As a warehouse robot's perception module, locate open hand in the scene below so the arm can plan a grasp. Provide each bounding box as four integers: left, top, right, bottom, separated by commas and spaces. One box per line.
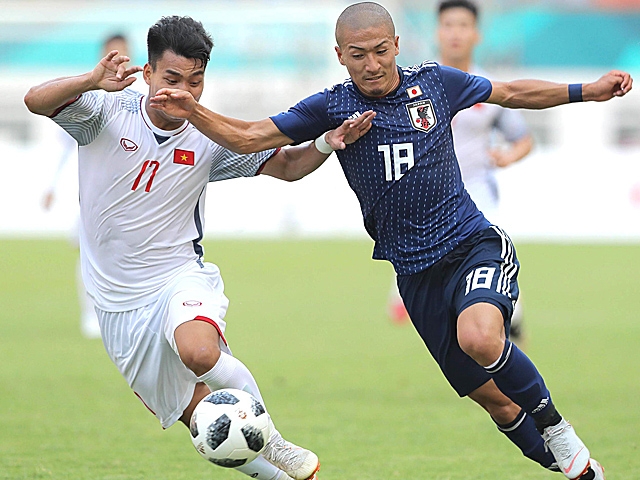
90, 50, 142, 92
148, 88, 197, 119
325, 110, 376, 150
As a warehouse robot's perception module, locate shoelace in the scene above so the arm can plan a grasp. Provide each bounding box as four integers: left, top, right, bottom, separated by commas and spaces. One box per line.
545, 424, 573, 461
265, 437, 304, 470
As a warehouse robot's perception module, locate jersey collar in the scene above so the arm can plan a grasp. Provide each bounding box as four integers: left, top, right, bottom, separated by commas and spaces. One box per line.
140, 96, 189, 138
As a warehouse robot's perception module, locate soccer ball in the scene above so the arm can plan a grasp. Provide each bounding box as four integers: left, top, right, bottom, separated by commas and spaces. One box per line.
190, 388, 273, 468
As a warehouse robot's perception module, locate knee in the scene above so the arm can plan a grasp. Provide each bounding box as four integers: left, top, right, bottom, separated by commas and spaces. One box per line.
174, 320, 223, 377
458, 324, 503, 366
180, 342, 221, 377
457, 305, 506, 366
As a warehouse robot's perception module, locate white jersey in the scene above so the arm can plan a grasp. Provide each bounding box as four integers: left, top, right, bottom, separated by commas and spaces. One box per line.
452, 67, 529, 215
52, 89, 274, 312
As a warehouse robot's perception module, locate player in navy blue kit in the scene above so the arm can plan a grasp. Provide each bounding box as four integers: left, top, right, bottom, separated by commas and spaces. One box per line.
149, 3, 633, 479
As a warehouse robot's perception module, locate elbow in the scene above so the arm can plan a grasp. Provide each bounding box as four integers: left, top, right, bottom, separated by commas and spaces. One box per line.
23, 88, 38, 114
499, 83, 539, 110
500, 85, 520, 109
242, 139, 274, 155
24, 87, 53, 116
229, 138, 265, 155
240, 126, 289, 154
235, 145, 257, 155
233, 135, 264, 154
281, 167, 305, 182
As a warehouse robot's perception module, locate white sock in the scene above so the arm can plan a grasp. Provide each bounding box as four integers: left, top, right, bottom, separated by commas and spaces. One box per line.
197, 353, 286, 479
197, 351, 265, 406
234, 455, 286, 480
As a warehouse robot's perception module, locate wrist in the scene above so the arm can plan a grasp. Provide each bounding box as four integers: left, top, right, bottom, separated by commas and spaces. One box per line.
83, 71, 102, 92
568, 83, 583, 103
188, 102, 205, 123
314, 132, 334, 155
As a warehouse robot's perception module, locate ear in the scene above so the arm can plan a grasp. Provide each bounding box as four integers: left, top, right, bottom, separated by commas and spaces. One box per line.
143, 63, 152, 85
335, 45, 346, 66
394, 35, 400, 56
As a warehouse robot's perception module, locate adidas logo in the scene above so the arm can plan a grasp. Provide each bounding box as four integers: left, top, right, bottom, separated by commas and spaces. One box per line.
532, 397, 549, 414
348, 111, 362, 120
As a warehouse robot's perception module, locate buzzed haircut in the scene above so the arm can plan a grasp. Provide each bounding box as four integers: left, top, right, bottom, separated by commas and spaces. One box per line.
335, 2, 395, 46
438, 0, 479, 20
147, 16, 213, 70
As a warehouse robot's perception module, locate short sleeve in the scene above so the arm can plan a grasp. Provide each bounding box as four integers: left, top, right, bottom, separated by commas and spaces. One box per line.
51, 90, 112, 146
440, 65, 492, 116
209, 147, 277, 182
494, 108, 529, 142
270, 91, 334, 143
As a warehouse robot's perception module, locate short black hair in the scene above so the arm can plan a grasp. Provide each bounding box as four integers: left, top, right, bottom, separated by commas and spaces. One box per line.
103, 33, 128, 46
438, 0, 479, 20
147, 16, 213, 70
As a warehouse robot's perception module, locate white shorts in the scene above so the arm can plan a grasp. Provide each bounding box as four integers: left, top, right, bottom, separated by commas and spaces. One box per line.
96, 262, 232, 429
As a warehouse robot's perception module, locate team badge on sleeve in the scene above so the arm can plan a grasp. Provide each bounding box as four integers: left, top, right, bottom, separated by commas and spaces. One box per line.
406, 99, 437, 133
174, 149, 195, 166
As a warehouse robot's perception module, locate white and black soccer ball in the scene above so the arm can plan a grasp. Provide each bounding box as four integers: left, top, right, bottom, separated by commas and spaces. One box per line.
190, 388, 273, 468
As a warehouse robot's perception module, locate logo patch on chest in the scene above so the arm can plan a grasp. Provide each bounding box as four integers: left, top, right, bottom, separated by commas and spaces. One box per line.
173, 149, 195, 166
406, 85, 423, 99
406, 99, 437, 133
120, 137, 138, 152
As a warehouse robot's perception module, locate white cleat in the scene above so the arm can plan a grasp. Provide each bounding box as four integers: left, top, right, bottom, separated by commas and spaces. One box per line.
583, 458, 605, 480
263, 432, 320, 480
542, 419, 590, 479
274, 472, 296, 480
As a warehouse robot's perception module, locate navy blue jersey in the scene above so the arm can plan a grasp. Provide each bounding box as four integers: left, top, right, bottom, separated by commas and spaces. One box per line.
271, 62, 492, 274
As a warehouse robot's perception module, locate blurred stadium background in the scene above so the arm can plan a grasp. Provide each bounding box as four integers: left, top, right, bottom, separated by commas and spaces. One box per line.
1, 2, 640, 478
1, 0, 639, 241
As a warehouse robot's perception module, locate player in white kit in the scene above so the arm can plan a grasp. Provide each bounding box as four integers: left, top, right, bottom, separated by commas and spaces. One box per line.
24, 16, 373, 480
387, 1, 533, 345
41, 33, 135, 339
437, 0, 534, 344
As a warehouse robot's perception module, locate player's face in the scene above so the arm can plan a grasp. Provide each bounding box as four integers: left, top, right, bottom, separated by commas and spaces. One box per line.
335, 24, 400, 98
437, 7, 479, 64
143, 50, 206, 126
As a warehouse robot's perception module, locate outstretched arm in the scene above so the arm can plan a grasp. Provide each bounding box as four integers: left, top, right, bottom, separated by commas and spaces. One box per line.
487, 70, 632, 110
150, 88, 375, 154
150, 88, 291, 153
24, 50, 142, 117
260, 111, 376, 181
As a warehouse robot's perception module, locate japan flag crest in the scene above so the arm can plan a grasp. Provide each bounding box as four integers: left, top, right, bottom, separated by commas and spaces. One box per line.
406, 99, 437, 133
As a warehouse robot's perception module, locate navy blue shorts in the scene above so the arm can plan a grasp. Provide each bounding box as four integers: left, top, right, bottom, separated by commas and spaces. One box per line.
397, 226, 520, 397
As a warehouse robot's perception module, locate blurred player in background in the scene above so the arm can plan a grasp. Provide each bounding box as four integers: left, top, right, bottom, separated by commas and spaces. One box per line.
387, 0, 533, 347
148, 3, 633, 479
25, 15, 372, 480
41, 33, 132, 339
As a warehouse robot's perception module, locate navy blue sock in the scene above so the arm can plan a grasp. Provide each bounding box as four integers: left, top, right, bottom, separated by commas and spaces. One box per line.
485, 340, 560, 430
496, 409, 556, 468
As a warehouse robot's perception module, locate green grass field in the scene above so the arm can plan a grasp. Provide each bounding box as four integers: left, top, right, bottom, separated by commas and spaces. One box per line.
1, 238, 638, 479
